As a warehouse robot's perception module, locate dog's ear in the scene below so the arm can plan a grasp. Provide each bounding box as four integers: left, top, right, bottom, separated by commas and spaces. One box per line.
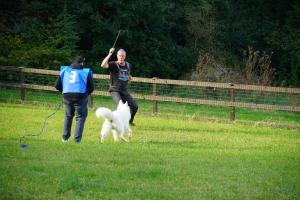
118, 100, 123, 107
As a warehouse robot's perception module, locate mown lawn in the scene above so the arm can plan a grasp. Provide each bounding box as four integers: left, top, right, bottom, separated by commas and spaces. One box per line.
0, 102, 299, 199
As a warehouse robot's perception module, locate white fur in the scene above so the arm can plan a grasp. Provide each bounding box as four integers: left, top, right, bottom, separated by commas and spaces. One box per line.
96, 100, 132, 143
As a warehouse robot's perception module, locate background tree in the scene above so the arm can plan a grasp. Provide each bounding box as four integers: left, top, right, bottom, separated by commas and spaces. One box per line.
0, 0, 79, 68
0, 0, 299, 86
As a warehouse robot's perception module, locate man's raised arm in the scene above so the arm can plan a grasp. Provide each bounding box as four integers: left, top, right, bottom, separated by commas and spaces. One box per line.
101, 48, 115, 69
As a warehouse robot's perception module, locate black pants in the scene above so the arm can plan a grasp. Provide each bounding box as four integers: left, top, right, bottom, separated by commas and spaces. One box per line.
62, 96, 88, 142
110, 91, 138, 123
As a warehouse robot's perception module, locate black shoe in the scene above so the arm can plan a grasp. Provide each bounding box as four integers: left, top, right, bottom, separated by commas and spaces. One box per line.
129, 122, 135, 126
74, 139, 81, 144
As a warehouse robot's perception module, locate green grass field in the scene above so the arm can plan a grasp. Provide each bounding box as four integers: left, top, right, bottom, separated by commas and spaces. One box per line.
0, 101, 299, 199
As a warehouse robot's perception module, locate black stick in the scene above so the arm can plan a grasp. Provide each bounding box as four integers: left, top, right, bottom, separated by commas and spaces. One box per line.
112, 30, 121, 48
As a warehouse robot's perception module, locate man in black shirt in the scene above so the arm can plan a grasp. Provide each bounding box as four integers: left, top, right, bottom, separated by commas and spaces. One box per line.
101, 48, 138, 126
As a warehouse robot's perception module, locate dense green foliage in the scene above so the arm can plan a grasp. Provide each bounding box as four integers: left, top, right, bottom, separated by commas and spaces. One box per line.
0, 0, 299, 86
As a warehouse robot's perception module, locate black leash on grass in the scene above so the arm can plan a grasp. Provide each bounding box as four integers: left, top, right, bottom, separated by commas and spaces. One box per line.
19, 102, 63, 149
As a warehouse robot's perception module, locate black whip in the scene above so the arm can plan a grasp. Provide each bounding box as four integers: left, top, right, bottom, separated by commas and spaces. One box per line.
112, 30, 121, 48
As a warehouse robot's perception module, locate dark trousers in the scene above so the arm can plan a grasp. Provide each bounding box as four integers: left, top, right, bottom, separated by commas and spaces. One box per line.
62, 96, 88, 142
110, 91, 138, 123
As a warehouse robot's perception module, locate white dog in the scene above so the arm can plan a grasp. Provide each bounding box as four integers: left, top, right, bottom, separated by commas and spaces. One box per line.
96, 100, 132, 143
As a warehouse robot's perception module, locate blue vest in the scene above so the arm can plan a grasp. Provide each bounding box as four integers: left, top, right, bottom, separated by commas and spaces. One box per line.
60, 66, 91, 94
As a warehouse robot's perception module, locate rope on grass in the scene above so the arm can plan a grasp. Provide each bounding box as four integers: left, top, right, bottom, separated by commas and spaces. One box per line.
19, 102, 63, 149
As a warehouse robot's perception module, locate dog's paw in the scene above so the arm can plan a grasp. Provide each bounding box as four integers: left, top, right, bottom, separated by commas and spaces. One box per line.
113, 138, 119, 142
120, 136, 129, 143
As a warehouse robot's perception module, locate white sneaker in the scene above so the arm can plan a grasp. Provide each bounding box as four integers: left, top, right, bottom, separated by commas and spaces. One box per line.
62, 138, 68, 143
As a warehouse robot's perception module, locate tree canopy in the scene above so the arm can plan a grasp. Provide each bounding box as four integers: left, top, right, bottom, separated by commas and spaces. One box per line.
1, 0, 299, 86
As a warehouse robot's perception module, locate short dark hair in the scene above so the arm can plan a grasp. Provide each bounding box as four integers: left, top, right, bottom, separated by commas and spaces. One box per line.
73, 56, 85, 64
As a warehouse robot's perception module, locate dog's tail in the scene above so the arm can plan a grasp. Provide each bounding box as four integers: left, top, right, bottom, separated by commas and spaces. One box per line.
96, 107, 115, 121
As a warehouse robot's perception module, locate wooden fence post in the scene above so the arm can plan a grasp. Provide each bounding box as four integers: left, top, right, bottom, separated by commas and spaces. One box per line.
152, 77, 158, 115
88, 95, 93, 108
229, 83, 235, 121
19, 67, 25, 101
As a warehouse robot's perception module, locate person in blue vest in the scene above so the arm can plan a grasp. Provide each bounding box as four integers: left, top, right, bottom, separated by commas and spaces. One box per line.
55, 56, 94, 143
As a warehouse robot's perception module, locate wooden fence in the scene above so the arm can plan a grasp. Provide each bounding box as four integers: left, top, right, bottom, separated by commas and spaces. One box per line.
0, 66, 299, 121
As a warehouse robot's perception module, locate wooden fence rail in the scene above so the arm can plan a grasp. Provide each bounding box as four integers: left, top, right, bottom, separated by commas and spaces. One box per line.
0, 66, 299, 120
